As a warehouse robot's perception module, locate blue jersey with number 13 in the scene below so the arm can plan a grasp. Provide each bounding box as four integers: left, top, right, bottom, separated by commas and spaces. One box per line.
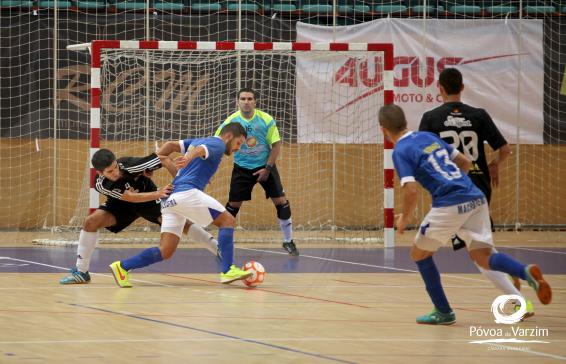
393, 131, 484, 208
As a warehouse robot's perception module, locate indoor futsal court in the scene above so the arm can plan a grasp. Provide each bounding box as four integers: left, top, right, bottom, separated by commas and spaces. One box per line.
2, 2, 566, 363
0, 231, 565, 363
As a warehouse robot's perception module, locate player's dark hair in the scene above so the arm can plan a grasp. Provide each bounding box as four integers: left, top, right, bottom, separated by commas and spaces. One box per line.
237, 88, 258, 100
439, 68, 463, 95
92, 148, 116, 171
378, 104, 407, 134
220, 122, 247, 138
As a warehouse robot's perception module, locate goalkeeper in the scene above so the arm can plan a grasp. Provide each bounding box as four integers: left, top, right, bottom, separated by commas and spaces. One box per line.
215, 88, 298, 256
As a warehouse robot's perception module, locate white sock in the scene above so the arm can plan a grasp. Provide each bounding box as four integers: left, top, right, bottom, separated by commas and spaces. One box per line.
187, 224, 218, 255
76, 230, 98, 273
278, 217, 293, 242
476, 263, 522, 296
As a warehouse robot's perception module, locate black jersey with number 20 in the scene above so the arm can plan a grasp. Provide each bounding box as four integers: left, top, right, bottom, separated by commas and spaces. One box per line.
418, 102, 507, 202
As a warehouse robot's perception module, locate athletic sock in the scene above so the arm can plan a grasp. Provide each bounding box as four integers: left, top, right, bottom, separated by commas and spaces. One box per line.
416, 256, 452, 314
218, 227, 234, 273
121, 247, 163, 271
278, 218, 293, 243
188, 224, 219, 255
476, 263, 522, 296
76, 230, 98, 273
488, 253, 527, 280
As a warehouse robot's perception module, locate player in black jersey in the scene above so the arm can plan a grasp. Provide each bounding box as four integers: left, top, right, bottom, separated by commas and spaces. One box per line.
419, 68, 533, 318
60, 148, 219, 284
419, 68, 511, 206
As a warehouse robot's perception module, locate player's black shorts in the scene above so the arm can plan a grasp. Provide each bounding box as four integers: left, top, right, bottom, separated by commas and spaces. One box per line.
229, 163, 285, 202
98, 199, 162, 233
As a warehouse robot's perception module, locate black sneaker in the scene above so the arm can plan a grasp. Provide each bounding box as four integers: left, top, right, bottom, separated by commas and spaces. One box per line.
282, 240, 299, 256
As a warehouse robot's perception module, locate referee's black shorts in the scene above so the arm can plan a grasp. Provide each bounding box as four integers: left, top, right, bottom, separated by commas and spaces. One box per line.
98, 199, 162, 233
228, 163, 286, 202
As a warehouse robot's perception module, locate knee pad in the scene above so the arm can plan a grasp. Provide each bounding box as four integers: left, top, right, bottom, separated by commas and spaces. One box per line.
225, 203, 240, 217
276, 201, 291, 220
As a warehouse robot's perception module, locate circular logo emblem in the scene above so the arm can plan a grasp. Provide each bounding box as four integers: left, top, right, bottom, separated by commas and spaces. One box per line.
491, 294, 526, 324
246, 136, 257, 148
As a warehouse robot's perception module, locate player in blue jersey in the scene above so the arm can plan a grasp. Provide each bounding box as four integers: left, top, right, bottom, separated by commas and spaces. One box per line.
109, 123, 253, 287
378, 104, 551, 325
419, 67, 533, 318
215, 88, 298, 256
59, 148, 220, 284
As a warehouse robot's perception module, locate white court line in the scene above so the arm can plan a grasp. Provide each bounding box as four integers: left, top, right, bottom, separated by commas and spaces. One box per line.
500, 246, 566, 255
3, 257, 176, 287
238, 247, 489, 283
3, 337, 564, 345
0, 284, 508, 290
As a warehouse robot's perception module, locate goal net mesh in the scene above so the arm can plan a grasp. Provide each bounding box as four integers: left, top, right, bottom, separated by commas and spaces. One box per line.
40, 47, 387, 245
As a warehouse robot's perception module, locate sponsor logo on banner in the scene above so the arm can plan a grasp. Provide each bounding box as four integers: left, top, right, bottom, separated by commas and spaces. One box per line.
297, 19, 544, 144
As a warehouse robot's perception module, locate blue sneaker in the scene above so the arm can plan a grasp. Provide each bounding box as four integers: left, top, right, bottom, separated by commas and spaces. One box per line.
524, 264, 552, 305
60, 267, 91, 284
416, 308, 456, 325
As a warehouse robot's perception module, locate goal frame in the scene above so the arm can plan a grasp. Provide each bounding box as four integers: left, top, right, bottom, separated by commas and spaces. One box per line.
87, 40, 395, 247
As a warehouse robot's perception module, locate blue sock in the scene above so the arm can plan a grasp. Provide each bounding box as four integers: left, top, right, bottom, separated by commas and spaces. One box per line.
121, 247, 163, 271
488, 253, 527, 280
416, 256, 451, 314
218, 227, 234, 273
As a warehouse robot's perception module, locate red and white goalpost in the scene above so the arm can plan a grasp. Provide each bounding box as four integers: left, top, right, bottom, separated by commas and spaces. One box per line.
62, 40, 395, 247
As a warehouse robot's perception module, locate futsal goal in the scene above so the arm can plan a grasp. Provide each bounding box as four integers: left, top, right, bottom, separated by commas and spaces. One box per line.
35, 41, 395, 247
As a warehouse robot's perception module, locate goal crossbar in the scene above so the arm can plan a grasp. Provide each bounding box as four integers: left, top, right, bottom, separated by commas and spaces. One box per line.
72, 40, 396, 248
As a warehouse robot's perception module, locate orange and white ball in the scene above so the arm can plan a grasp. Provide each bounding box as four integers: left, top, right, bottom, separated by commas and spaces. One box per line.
242, 261, 265, 287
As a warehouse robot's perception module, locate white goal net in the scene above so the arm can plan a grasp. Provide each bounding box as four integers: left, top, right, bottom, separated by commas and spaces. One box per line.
35, 42, 393, 246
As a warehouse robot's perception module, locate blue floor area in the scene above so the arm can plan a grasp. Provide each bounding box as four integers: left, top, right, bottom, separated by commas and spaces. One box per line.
0, 246, 565, 274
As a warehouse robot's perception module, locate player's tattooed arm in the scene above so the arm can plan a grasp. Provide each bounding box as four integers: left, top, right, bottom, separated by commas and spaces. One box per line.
175, 145, 207, 169
157, 141, 183, 177
121, 184, 173, 203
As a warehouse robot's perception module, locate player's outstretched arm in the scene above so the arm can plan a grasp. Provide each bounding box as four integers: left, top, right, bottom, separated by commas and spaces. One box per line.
452, 152, 472, 174
121, 184, 173, 203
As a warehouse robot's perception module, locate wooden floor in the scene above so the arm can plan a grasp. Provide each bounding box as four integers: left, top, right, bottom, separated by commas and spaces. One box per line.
1, 273, 565, 363
0, 232, 565, 363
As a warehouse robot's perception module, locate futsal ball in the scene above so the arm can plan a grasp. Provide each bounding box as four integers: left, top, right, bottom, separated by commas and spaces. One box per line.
242, 261, 265, 287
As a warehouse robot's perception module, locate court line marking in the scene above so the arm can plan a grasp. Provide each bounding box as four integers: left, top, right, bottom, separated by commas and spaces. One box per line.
164, 274, 372, 308
3, 257, 175, 287
67, 303, 357, 364
3, 337, 564, 345
237, 247, 489, 283
500, 246, 566, 255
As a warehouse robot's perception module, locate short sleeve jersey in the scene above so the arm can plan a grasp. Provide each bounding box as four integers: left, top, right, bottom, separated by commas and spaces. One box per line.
94, 153, 162, 201
393, 131, 485, 208
172, 136, 226, 193
419, 102, 507, 187
215, 109, 281, 169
